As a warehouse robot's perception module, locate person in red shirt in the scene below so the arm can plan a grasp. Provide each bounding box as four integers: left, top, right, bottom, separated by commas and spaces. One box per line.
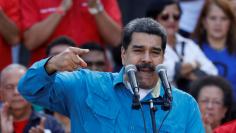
0, 0, 21, 71
214, 119, 236, 133
22, 0, 122, 65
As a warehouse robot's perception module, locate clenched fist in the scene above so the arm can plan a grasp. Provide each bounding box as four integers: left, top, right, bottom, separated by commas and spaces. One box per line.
45, 47, 89, 74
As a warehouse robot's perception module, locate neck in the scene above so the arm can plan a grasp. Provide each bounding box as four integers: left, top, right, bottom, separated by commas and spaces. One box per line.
13, 106, 32, 122
167, 34, 176, 48
212, 121, 221, 130
207, 36, 226, 50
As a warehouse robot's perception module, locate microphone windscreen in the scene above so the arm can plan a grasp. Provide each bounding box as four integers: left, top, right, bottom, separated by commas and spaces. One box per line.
155, 64, 167, 73
125, 64, 137, 73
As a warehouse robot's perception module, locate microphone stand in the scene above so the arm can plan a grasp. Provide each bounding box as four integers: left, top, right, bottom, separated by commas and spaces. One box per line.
150, 99, 157, 133
141, 96, 171, 133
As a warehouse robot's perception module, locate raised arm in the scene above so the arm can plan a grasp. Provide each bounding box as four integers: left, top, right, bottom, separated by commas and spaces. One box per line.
88, 0, 122, 47
18, 47, 89, 115
23, 0, 72, 50
0, 6, 20, 45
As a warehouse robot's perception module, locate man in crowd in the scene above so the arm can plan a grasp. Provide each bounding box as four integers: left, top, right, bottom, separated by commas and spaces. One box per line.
46, 36, 77, 57
80, 42, 107, 71
0, 64, 65, 133
18, 18, 204, 132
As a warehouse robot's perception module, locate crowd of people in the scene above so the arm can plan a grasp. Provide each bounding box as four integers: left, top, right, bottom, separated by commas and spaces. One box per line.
1, 0, 236, 132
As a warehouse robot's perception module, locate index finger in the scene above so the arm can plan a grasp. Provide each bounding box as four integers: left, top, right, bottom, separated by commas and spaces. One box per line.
68, 47, 89, 55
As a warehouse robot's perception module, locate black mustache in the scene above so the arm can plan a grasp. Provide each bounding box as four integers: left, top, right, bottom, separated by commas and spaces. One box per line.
136, 63, 155, 71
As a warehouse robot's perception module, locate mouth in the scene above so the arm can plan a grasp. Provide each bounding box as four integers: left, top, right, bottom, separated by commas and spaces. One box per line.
136, 63, 155, 72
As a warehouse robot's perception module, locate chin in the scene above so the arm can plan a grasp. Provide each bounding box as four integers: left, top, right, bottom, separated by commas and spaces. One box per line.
139, 81, 156, 89
10, 102, 29, 111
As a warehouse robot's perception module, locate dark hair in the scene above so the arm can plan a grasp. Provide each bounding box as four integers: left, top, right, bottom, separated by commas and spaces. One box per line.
193, 0, 236, 54
122, 18, 167, 51
146, 0, 182, 19
80, 42, 105, 53
46, 36, 77, 56
189, 75, 234, 123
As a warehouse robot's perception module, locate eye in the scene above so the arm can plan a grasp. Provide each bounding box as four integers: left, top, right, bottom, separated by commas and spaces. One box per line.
221, 16, 229, 21
133, 48, 143, 53
208, 16, 217, 21
151, 49, 162, 56
5, 84, 15, 90
153, 51, 161, 55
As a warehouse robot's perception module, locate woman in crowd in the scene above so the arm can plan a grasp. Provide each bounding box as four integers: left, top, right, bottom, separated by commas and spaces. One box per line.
146, 0, 217, 92
193, 0, 236, 101
190, 76, 234, 133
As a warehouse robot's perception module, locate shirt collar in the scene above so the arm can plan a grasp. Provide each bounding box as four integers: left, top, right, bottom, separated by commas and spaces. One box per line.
113, 67, 162, 99
113, 67, 125, 87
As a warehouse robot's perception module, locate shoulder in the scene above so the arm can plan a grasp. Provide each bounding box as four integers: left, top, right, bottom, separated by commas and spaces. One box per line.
172, 87, 198, 107
56, 69, 114, 81
176, 34, 200, 48
214, 119, 236, 133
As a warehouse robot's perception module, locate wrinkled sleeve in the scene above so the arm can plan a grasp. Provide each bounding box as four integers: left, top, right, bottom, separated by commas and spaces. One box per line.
18, 58, 82, 117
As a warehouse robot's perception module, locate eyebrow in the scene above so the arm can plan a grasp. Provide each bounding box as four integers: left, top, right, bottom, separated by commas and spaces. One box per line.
132, 45, 144, 49
153, 47, 162, 52
132, 44, 162, 50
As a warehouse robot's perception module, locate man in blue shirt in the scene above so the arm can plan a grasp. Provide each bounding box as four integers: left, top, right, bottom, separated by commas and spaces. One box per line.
18, 18, 204, 133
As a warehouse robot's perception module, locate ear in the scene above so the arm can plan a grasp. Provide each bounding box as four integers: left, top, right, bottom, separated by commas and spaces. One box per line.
121, 46, 126, 65
160, 50, 164, 64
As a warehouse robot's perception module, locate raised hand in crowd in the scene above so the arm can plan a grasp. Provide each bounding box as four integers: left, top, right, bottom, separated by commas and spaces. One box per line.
0, 103, 13, 133
59, 0, 73, 12
202, 112, 213, 133
29, 117, 46, 133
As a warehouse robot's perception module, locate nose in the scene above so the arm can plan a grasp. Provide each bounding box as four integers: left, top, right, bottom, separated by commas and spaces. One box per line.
206, 101, 214, 109
142, 52, 152, 63
14, 86, 19, 94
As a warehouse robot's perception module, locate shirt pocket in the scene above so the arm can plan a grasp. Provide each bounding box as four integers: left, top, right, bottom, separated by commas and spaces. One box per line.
84, 91, 120, 133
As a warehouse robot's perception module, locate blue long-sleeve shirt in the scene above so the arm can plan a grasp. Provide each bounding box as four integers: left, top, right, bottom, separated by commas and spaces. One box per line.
18, 59, 205, 133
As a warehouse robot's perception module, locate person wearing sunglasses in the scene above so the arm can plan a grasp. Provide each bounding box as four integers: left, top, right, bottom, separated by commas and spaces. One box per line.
146, 0, 218, 92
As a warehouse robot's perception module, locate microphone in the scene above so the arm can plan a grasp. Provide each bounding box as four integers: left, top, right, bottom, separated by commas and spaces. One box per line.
125, 64, 140, 109
156, 64, 172, 110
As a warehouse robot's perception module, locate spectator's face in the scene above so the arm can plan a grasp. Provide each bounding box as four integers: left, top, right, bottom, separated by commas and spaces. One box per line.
81, 50, 106, 71
121, 32, 164, 89
156, 4, 180, 37
1, 69, 30, 116
49, 44, 71, 56
203, 4, 230, 41
198, 85, 227, 128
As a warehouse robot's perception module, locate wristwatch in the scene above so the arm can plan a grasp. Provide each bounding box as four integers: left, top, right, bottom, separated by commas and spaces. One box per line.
88, 2, 104, 15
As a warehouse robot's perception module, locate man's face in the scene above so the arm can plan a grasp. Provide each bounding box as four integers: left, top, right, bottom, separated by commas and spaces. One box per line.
121, 32, 164, 89
1, 69, 29, 112
81, 50, 107, 71
49, 44, 71, 56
